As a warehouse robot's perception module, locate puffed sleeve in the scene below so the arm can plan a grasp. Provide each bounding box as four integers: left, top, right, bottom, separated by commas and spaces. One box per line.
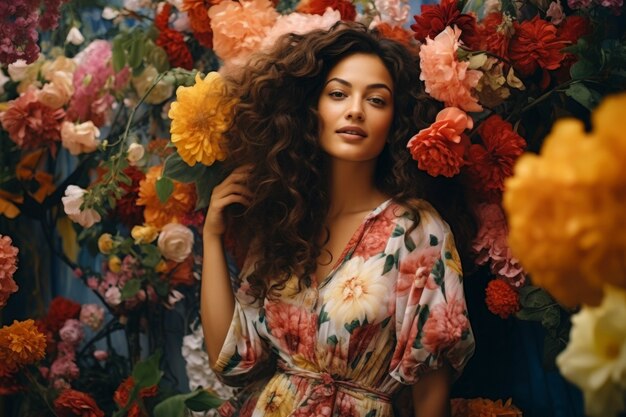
388, 204, 475, 385
211, 253, 275, 387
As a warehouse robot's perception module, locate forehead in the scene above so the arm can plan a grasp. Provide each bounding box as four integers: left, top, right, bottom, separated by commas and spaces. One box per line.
325, 53, 394, 90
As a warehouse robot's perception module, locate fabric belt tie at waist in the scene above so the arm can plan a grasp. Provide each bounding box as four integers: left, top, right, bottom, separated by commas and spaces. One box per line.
278, 362, 392, 404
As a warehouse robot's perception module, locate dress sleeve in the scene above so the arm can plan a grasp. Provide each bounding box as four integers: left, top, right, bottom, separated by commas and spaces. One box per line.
388, 206, 475, 385
211, 253, 275, 387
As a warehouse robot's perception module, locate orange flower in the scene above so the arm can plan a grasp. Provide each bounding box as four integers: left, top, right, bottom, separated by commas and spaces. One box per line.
114, 376, 158, 417
54, 389, 104, 417
375, 23, 418, 52
485, 279, 520, 319
181, 0, 218, 48
452, 397, 522, 417
164, 257, 196, 286
136, 166, 197, 229
0, 319, 47, 374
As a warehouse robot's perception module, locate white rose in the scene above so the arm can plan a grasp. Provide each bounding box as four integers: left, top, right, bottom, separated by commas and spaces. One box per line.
127, 143, 145, 166
39, 71, 74, 109
8, 59, 31, 81
61, 121, 101, 155
102, 7, 120, 20
62, 185, 101, 227
157, 223, 194, 263
66, 27, 85, 45
105, 286, 122, 306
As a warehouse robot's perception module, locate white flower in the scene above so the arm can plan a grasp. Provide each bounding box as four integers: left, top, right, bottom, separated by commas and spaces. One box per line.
127, 143, 145, 166
102, 7, 120, 19
556, 286, 626, 417
105, 287, 122, 306
61, 121, 101, 155
8, 59, 31, 81
323, 256, 392, 326
62, 185, 102, 228
0, 70, 9, 95
157, 223, 194, 263
66, 27, 85, 45
166, 289, 184, 309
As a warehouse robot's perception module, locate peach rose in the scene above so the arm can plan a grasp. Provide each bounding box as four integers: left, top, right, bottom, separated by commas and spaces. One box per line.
39, 71, 74, 109
157, 223, 194, 262
41, 56, 77, 81
61, 121, 100, 155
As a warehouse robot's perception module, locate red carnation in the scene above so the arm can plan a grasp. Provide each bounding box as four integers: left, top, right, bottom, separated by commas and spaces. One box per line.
411, 0, 479, 48
553, 15, 591, 82
509, 15, 566, 77
156, 29, 194, 70
54, 389, 104, 417
466, 115, 526, 200
114, 377, 158, 417
297, 0, 357, 21
180, 0, 215, 48
155, 3, 171, 31
485, 279, 520, 319
375, 23, 417, 52
45, 297, 81, 333
477, 12, 513, 59
114, 166, 146, 229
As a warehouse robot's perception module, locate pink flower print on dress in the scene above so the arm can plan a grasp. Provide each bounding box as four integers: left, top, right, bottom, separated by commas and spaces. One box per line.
397, 246, 441, 303
264, 301, 317, 361
421, 297, 469, 354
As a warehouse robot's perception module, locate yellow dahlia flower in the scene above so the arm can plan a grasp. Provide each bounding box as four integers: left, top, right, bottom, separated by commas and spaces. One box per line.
503, 93, 626, 307
168, 72, 237, 166
0, 319, 47, 373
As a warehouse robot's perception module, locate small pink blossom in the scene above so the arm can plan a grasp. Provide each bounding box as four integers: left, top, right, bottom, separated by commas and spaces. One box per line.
261, 8, 341, 51
104, 286, 122, 306
0, 234, 19, 308
421, 297, 469, 354
59, 319, 84, 346
86, 276, 99, 289
546, 1, 565, 25
419, 26, 483, 112
93, 350, 108, 361
50, 356, 80, 380
79, 304, 105, 331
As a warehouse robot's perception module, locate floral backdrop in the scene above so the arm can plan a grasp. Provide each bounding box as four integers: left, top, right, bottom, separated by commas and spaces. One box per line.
0, 0, 625, 416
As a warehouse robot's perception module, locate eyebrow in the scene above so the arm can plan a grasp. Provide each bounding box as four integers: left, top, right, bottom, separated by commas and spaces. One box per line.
324, 77, 393, 95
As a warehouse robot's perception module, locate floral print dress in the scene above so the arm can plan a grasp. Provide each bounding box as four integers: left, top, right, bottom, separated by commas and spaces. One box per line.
214, 199, 475, 417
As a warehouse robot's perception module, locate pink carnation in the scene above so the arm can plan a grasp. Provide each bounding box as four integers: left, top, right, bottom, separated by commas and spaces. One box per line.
0, 235, 19, 308
472, 203, 525, 287
0, 87, 65, 151
419, 26, 483, 112
66, 40, 130, 127
261, 8, 341, 51
59, 319, 84, 346
421, 297, 469, 354
79, 304, 105, 331
209, 0, 279, 69
407, 107, 472, 177
50, 356, 80, 381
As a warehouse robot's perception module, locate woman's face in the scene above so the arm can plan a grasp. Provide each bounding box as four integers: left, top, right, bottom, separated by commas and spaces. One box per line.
317, 53, 394, 164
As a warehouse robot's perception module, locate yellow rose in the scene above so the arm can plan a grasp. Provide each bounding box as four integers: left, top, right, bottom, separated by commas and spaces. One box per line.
97, 233, 114, 254
155, 259, 167, 273
108, 256, 122, 273
41, 56, 77, 81
131, 225, 159, 244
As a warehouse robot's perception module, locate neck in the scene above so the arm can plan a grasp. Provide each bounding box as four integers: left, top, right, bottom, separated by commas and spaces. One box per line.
326, 158, 386, 218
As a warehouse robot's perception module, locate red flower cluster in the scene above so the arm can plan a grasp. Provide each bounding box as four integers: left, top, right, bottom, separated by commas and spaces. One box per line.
180, 0, 216, 48
155, 4, 194, 70
375, 23, 417, 52
114, 166, 146, 229
54, 389, 104, 417
44, 297, 81, 333
476, 12, 512, 58
485, 279, 520, 319
411, 0, 478, 47
114, 377, 159, 417
509, 16, 566, 77
467, 115, 526, 200
298, 0, 356, 21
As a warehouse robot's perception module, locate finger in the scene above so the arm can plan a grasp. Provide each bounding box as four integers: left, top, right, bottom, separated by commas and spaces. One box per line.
212, 184, 252, 200
215, 194, 251, 209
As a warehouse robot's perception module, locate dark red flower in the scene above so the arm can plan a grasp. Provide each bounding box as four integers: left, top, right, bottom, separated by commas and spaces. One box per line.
114, 377, 158, 417
485, 279, 520, 319
553, 15, 592, 83
509, 15, 566, 76
477, 12, 513, 59
45, 297, 81, 333
297, 0, 357, 21
114, 166, 146, 229
155, 3, 171, 31
466, 115, 526, 199
156, 29, 194, 70
411, 0, 479, 48
54, 389, 104, 417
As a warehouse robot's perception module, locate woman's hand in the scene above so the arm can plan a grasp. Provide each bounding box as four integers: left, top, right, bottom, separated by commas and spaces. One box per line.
203, 165, 252, 237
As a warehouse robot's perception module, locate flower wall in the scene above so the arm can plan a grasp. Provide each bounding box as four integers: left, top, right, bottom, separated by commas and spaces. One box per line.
1, 0, 625, 416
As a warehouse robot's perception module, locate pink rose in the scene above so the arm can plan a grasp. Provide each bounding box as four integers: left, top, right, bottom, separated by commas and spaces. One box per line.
59, 319, 85, 346
79, 304, 105, 331
93, 350, 109, 361
50, 356, 80, 380
62, 185, 101, 227
157, 223, 194, 263
419, 26, 483, 112
104, 286, 122, 306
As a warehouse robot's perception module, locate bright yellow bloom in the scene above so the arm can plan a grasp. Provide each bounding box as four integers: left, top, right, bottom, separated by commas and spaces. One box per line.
108, 255, 122, 273
168, 72, 237, 166
131, 225, 159, 244
97, 233, 114, 254
0, 319, 47, 373
503, 93, 626, 307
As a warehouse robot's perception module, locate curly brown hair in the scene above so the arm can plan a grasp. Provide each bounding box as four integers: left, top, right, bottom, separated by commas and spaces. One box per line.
223, 22, 475, 300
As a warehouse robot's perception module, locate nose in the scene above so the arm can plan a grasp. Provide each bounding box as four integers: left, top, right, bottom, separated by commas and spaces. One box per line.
345, 99, 364, 121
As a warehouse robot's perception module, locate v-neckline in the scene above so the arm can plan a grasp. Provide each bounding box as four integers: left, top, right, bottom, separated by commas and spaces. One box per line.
316, 198, 393, 289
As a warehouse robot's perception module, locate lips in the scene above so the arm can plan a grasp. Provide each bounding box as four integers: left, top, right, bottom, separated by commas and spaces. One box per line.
336, 126, 367, 137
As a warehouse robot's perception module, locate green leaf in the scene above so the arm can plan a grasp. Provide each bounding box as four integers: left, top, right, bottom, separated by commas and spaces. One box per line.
194, 166, 227, 209
155, 176, 174, 203
392, 225, 405, 237
185, 390, 224, 411
132, 351, 163, 389
569, 59, 597, 79
515, 307, 545, 322
541, 306, 561, 330
121, 278, 142, 300
163, 152, 207, 182
112, 37, 127, 72
344, 319, 361, 334
128, 34, 146, 69
404, 234, 416, 252
429, 234, 438, 246
565, 83, 601, 110
327, 335, 338, 346
519, 286, 555, 309
141, 244, 162, 268
382, 254, 395, 275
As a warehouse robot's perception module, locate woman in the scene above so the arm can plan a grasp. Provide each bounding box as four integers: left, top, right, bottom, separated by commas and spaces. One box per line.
201, 23, 475, 417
